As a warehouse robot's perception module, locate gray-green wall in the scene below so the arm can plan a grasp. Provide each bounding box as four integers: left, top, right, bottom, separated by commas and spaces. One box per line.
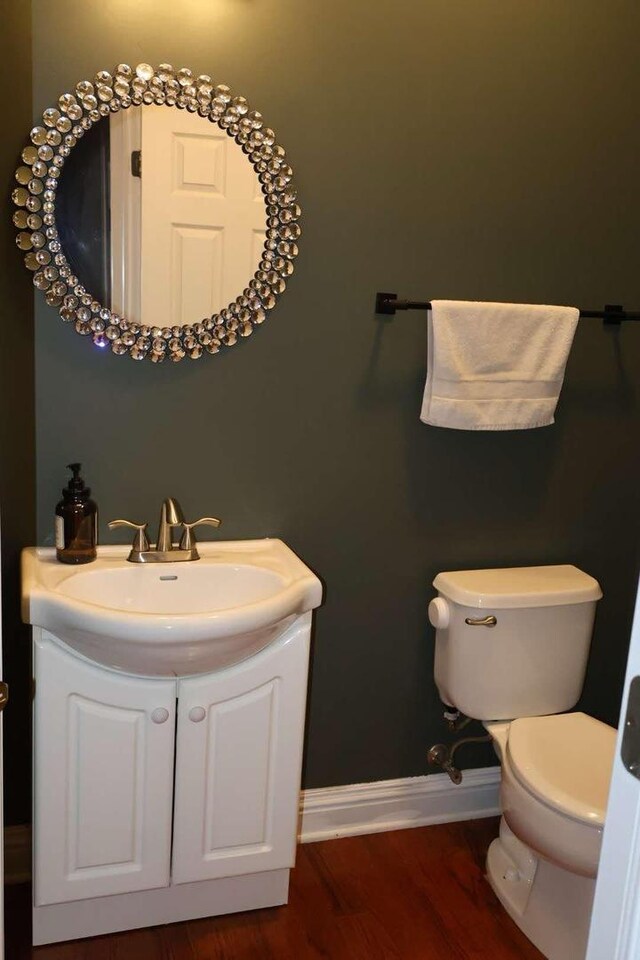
17, 0, 640, 820
1, 4, 34, 827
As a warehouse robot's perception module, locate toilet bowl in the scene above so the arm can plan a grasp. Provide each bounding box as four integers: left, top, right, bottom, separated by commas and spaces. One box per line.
485, 712, 615, 960
429, 564, 611, 960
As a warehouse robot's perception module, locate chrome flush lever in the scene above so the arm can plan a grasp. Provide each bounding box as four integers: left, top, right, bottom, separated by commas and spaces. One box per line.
464, 615, 498, 627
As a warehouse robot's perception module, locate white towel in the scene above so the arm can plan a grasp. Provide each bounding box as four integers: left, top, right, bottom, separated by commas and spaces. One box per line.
420, 300, 579, 430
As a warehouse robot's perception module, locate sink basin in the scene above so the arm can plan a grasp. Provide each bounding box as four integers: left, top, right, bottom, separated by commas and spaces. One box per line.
22, 540, 323, 676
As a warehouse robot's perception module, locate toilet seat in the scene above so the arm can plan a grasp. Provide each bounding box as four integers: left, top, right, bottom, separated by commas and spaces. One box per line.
487, 712, 616, 877
506, 712, 615, 825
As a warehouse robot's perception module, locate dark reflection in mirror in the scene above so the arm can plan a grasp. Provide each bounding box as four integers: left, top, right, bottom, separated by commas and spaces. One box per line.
56, 120, 110, 305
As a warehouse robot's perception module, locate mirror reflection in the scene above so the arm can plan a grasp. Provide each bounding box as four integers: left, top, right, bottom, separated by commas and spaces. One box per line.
56, 106, 266, 327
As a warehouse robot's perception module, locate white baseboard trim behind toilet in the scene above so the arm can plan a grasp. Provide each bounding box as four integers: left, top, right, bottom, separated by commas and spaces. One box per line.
4, 767, 501, 883
299, 766, 501, 843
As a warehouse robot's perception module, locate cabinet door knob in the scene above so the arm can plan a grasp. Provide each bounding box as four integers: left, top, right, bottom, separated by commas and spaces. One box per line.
151, 707, 170, 724
189, 706, 206, 723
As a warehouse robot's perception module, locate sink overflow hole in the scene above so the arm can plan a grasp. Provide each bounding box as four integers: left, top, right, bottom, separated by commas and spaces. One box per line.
159, 575, 178, 581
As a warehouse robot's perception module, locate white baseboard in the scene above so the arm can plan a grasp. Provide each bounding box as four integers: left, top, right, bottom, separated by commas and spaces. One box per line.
299, 766, 501, 843
4, 767, 501, 882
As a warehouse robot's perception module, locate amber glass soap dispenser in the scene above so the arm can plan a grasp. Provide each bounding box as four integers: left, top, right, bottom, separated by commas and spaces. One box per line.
55, 463, 97, 564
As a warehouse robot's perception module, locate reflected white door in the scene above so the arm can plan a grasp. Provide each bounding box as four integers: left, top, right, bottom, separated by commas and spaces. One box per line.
110, 105, 265, 328
587, 576, 640, 959
140, 106, 265, 326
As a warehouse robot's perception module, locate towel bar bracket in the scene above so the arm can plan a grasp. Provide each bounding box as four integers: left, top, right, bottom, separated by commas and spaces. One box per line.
602, 304, 623, 326
375, 291, 432, 314
375, 291, 400, 315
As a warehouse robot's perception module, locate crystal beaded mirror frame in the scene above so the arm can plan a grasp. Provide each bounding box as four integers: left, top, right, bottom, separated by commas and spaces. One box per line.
12, 62, 300, 362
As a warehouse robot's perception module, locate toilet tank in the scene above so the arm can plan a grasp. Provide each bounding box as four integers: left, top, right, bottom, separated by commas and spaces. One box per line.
429, 565, 602, 721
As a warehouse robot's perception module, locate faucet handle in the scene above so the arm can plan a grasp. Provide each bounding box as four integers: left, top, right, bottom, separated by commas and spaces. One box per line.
179, 517, 221, 552
108, 519, 150, 553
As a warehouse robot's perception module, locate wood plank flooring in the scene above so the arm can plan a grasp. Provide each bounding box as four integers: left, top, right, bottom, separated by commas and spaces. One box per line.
5, 818, 544, 959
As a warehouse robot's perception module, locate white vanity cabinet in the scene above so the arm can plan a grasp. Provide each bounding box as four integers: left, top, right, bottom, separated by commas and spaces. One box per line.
34, 631, 176, 906
171, 626, 309, 884
32, 613, 313, 944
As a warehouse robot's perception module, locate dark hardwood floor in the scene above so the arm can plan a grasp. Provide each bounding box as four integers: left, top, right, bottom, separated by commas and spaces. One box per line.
5, 818, 544, 959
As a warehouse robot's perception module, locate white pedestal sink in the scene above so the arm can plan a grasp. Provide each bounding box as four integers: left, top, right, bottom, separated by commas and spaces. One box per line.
22, 538, 322, 676
22, 538, 323, 944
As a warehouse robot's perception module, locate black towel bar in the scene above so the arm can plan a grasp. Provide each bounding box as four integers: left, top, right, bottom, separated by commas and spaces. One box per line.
374, 292, 640, 326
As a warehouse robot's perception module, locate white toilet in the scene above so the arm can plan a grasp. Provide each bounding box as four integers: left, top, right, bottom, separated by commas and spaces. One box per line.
428, 564, 616, 960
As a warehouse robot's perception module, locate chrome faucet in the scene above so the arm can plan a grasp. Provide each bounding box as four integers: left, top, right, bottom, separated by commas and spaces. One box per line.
156, 497, 184, 553
108, 497, 221, 563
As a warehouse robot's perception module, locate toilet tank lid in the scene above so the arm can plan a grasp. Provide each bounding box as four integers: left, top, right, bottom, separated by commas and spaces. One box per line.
433, 565, 602, 609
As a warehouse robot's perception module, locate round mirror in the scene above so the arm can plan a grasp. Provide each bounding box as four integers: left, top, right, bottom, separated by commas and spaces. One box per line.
12, 63, 301, 362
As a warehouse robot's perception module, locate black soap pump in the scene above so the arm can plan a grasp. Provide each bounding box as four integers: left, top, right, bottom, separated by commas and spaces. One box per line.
55, 463, 98, 564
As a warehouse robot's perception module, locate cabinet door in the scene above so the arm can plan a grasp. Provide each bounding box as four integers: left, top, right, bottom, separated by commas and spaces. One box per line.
171, 617, 311, 884
34, 632, 176, 906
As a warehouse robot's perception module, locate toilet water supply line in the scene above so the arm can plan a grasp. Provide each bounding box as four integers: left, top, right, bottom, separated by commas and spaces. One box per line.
428, 709, 492, 784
